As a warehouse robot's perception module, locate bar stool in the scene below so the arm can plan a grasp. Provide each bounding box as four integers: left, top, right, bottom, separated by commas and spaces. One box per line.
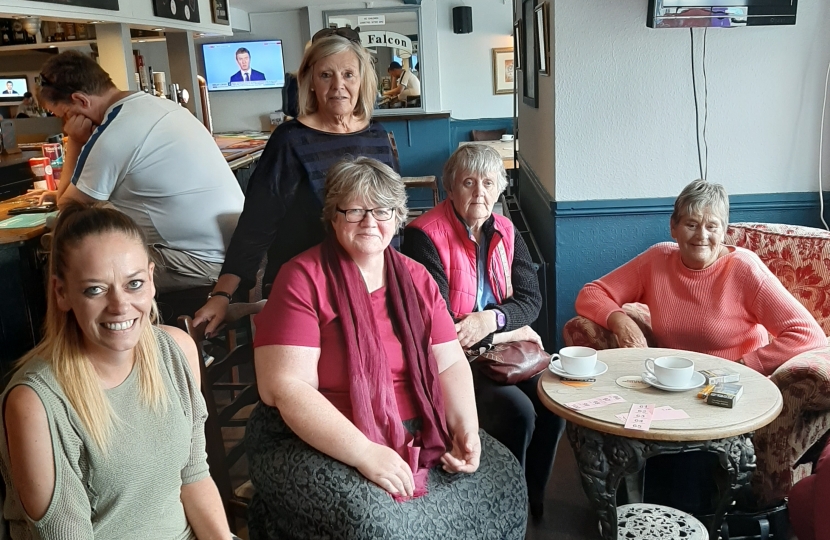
402, 175, 440, 207
617, 503, 708, 540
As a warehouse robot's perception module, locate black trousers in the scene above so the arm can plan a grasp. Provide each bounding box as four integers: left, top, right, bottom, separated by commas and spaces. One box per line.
472, 366, 566, 503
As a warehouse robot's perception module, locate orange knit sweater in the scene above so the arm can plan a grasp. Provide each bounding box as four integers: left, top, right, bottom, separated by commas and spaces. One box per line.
575, 243, 826, 376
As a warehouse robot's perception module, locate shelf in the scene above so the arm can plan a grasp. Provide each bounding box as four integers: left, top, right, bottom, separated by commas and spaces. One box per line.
0, 36, 165, 53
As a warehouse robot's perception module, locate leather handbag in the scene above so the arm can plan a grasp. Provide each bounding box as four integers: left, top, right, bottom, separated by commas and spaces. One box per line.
467, 341, 550, 385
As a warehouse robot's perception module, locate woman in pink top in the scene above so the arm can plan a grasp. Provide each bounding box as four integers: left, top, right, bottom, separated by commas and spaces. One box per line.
575, 179, 825, 515
245, 157, 527, 540
576, 179, 824, 375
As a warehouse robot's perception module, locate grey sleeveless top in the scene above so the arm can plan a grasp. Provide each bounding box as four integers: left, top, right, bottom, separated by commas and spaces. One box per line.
0, 327, 209, 539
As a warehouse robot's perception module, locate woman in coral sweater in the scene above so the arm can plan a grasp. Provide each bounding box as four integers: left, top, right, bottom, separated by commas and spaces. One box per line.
575, 179, 824, 376
575, 179, 826, 514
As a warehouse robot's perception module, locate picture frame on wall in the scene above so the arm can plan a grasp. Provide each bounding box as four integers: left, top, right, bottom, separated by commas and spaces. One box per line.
152, 0, 201, 23
211, 0, 230, 25
534, 2, 550, 76
513, 19, 522, 72
521, 0, 538, 108
492, 47, 515, 95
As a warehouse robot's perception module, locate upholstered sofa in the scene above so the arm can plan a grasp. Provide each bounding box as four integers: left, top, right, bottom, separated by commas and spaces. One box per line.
562, 222, 830, 507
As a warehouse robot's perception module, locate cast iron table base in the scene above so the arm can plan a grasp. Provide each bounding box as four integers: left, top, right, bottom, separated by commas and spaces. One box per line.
567, 423, 755, 540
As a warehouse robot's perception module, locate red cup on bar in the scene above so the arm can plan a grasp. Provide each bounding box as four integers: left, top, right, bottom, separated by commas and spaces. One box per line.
29, 157, 57, 191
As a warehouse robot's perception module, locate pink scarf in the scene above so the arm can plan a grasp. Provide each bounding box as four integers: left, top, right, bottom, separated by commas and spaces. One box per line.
321, 236, 451, 499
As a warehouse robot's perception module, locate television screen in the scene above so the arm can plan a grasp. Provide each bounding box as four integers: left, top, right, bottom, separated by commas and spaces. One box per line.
203, 40, 286, 92
648, 0, 797, 27
0, 76, 29, 104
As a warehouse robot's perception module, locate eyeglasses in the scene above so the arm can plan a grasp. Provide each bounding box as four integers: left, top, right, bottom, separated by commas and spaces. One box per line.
312, 27, 362, 45
336, 207, 395, 223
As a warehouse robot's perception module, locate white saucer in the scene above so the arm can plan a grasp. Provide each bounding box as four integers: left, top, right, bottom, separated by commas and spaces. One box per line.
641, 371, 706, 392
549, 360, 608, 380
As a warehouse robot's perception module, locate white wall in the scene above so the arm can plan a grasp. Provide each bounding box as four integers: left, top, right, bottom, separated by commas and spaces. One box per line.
552, 0, 830, 201
436, 0, 513, 119
197, 9, 306, 132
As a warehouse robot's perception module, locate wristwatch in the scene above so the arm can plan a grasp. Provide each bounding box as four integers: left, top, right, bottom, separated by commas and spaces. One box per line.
492, 309, 506, 331
207, 290, 233, 302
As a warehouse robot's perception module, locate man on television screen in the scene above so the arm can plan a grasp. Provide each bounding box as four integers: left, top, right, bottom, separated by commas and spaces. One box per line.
2, 81, 19, 95
229, 48, 266, 83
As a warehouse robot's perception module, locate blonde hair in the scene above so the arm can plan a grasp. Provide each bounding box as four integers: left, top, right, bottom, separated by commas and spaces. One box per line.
297, 36, 377, 120
322, 156, 408, 230
18, 202, 167, 452
443, 144, 508, 194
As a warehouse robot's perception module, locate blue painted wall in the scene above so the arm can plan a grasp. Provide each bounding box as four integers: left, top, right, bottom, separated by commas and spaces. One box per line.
380, 117, 513, 207
517, 163, 830, 350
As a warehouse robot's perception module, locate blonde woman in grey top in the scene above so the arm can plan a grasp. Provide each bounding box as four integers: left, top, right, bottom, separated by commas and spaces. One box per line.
0, 203, 231, 539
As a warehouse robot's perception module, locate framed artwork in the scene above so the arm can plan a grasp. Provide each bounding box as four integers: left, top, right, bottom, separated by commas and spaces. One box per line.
521, 0, 538, 108
152, 0, 200, 23
492, 47, 515, 95
29, 0, 118, 9
534, 2, 550, 76
513, 19, 522, 72
211, 0, 230, 25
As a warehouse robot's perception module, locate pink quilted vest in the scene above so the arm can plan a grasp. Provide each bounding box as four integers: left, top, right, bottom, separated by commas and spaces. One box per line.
408, 199, 515, 317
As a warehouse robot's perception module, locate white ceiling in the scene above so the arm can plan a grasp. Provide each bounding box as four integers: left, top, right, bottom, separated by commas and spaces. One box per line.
232, 0, 384, 14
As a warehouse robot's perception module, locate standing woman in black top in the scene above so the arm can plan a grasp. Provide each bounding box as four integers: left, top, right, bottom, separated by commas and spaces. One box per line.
195, 29, 397, 335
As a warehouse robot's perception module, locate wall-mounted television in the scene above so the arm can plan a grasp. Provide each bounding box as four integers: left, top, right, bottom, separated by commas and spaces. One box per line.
0, 76, 29, 104
647, 0, 798, 28
202, 40, 286, 92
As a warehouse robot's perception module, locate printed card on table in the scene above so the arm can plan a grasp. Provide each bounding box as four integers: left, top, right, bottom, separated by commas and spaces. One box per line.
624, 404, 655, 431
564, 394, 626, 411
616, 405, 690, 422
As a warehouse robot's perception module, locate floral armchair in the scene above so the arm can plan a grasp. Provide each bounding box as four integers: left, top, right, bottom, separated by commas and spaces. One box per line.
562, 222, 830, 507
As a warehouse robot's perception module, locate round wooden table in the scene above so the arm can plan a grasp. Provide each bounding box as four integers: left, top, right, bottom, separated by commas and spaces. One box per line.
537, 348, 782, 540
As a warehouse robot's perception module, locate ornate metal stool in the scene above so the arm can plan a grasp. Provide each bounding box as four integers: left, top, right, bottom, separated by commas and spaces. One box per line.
617, 503, 708, 540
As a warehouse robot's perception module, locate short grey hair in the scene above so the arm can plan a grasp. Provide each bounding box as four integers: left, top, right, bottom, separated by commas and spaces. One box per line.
297, 36, 377, 121
322, 156, 408, 230
442, 144, 508, 194
671, 179, 729, 226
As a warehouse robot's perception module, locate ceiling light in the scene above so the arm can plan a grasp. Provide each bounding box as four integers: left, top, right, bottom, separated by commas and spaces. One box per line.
138, 40, 146, 42
88, 20, 103, 24
152, 28, 164, 31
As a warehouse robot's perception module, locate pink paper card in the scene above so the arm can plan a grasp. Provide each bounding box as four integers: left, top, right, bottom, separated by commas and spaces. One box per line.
616, 405, 690, 422
624, 404, 654, 431
564, 393, 626, 411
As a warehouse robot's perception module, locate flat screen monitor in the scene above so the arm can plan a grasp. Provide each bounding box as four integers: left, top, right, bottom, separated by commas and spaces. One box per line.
648, 0, 797, 27
0, 76, 29, 104
203, 40, 286, 92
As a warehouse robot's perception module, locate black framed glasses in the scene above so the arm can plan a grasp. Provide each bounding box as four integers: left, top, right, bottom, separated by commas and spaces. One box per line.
337, 207, 395, 223
312, 27, 362, 45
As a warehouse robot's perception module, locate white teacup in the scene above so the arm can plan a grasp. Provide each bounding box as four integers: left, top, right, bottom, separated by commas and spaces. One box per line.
551, 346, 597, 377
644, 356, 694, 387
501, 134, 514, 141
